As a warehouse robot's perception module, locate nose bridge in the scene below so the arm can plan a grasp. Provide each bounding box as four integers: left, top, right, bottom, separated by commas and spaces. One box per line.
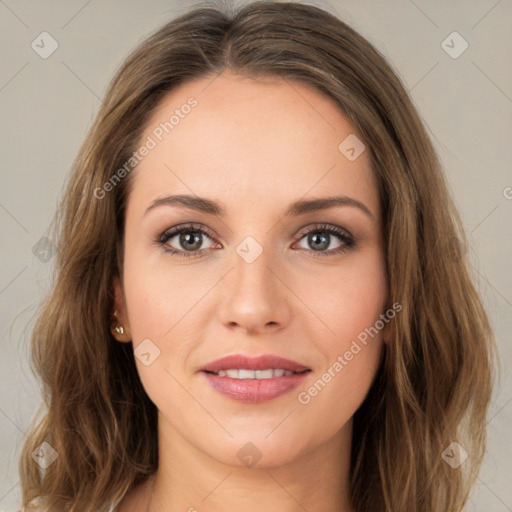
232, 234, 277, 300
217, 234, 288, 331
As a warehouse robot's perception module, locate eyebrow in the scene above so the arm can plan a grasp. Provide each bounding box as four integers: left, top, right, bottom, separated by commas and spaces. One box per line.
144, 194, 375, 220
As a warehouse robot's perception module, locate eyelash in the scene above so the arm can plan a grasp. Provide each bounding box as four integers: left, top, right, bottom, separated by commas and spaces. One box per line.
154, 222, 356, 259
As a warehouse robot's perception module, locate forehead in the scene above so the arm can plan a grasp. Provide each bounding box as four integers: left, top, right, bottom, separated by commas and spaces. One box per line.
127, 71, 379, 219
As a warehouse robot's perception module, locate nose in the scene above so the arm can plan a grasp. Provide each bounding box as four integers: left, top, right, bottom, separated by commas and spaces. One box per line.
216, 245, 291, 335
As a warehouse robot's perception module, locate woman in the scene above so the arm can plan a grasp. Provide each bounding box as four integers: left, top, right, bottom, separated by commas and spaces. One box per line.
19, 1, 496, 511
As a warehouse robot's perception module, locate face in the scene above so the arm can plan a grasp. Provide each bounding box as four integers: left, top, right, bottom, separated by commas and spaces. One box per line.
112, 70, 389, 468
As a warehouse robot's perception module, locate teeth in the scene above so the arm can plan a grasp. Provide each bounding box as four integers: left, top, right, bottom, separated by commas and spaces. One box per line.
215, 369, 295, 379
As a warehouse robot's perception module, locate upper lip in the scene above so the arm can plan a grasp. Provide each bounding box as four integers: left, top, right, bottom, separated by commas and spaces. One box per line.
200, 354, 311, 373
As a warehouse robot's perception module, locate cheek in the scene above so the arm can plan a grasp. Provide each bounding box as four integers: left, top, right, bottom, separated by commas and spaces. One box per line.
299, 251, 387, 401
307, 251, 388, 342
122, 245, 194, 338
295, 275, 387, 439
122, 260, 192, 397
124, 273, 170, 338
121, 251, 208, 386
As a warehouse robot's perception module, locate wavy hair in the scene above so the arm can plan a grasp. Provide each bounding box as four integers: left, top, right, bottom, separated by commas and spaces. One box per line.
19, 1, 496, 511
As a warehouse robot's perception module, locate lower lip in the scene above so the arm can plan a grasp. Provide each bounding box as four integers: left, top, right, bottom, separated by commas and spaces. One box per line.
201, 371, 311, 404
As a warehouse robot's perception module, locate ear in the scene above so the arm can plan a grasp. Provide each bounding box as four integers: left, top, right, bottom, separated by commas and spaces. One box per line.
111, 276, 132, 343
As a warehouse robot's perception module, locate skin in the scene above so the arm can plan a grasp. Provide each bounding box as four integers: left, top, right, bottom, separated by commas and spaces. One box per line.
112, 70, 389, 512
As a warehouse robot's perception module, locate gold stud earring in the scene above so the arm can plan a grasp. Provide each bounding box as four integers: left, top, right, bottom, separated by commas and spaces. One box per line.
112, 310, 125, 335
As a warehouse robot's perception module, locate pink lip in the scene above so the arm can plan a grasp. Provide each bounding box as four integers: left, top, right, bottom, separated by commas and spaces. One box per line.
199, 354, 311, 404
200, 354, 310, 373
201, 371, 311, 404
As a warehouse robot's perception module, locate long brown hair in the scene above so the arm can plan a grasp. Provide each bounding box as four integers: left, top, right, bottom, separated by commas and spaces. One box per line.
19, 1, 496, 511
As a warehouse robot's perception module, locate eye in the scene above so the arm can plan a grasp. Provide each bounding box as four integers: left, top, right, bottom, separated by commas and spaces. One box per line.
293, 224, 355, 257
155, 223, 217, 259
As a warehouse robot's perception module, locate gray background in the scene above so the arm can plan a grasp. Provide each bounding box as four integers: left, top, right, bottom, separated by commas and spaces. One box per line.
0, 0, 511, 510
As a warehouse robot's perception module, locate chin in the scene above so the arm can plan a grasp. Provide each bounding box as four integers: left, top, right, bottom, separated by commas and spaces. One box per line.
196, 430, 312, 470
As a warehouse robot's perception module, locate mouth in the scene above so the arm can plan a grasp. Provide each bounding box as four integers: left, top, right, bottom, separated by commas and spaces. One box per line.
203, 368, 311, 379
199, 354, 312, 403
